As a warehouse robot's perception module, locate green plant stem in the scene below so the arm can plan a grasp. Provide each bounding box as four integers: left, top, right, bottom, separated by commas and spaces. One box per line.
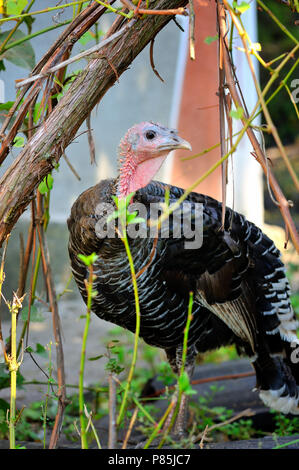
0, 237, 9, 362
151, 37, 299, 229
151, 110, 258, 229
115, 376, 157, 425
180, 292, 193, 379
117, 229, 141, 426
85, 405, 102, 448
225, 1, 299, 191
143, 401, 175, 449
56, 272, 73, 301
74, 1, 84, 18
94, 0, 132, 18
9, 307, 17, 449
8, 296, 23, 449
31, 249, 41, 300
265, 56, 299, 110
0, 1, 89, 24
158, 292, 194, 448
0, 0, 35, 54
274, 437, 299, 449
23, 379, 108, 392
43, 341, 53, 449
283, 83, 299, 119
257, 0, 298, 45
228, 19, 234, 52
1, 21, 71, 53
17, 191, 51, 356
79, 265, 94, 449
184, 52, 299, 163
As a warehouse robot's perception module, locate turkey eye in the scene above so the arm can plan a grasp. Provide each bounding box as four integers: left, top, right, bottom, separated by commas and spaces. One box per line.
145, 130, 156, 140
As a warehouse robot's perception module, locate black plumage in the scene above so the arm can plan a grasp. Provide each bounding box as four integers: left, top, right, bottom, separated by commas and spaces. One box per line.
67, 122, 299, 433
68, 179, 299, 420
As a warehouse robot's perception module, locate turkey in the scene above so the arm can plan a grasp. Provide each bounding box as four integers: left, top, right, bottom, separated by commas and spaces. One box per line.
68, 122, 299, 435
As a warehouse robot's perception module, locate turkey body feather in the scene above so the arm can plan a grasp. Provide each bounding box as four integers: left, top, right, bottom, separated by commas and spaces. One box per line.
68, 178, 299, 415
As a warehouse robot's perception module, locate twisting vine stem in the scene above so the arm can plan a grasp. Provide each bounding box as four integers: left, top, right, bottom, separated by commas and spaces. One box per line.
223, 0, 299, 192
150, 2, 299, 253
112, 196, 142, 427
78, 258, 96, 449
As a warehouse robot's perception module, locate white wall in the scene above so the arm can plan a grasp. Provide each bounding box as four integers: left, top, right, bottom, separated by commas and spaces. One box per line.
229, 2, 264, 227
165, 3, 264, 227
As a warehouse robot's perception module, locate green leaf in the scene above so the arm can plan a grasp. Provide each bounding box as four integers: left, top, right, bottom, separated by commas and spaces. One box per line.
23, 14, 35, 34
127, 217, 145, 225
0, 101, 15, 126
204, 34, 218, 45
88, 355, 104, 361
126, 209, 146, 225
233, 1, 250, 13
0, 29, 35, 70
77, 252, 98, 266
13, 135, 25, 148
128, 212, 146, 224
125, 192, 135, 207
178, 371, 196, 395
33, 101, 43, 124
107, 210, 120, 223
0, 101, 14, 111
111, 195, 119, 207
35, 343, 47, 358
26, 343, 47, 358
6, 0, 28, 16
79, 31, 95, 46
21, 305, 44, 322
38, 174, 54, 194
178, 371, 190, 392
184, 387, 197, 396
112, 192, 135, 210
126, 211, 138, 224
229, 107, 244, 119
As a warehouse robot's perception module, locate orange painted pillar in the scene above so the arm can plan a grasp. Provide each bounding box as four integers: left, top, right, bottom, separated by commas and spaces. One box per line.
170, 1, 221, 200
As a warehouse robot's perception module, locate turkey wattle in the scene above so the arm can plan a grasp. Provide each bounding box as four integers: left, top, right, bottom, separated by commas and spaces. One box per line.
68, 122, 299, 434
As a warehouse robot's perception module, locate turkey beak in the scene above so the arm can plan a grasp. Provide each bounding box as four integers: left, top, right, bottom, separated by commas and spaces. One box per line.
158, 135, 192, 152
175, 138, 192, 151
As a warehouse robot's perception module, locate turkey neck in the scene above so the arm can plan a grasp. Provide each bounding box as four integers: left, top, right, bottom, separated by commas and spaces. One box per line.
117, 148, 167, 199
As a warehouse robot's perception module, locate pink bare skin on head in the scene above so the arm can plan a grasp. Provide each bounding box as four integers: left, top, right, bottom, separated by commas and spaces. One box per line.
117, 122, 192, 199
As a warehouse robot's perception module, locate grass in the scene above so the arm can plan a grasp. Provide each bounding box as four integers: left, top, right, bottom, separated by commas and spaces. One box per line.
0, 209, 297, 449
3, 365, 299, 449
0, 317, 299, 449
0, 246, 298, 449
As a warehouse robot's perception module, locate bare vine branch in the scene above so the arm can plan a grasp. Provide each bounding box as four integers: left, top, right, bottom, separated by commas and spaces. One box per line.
218, 1, 299, 252
0, 0, 188, 249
